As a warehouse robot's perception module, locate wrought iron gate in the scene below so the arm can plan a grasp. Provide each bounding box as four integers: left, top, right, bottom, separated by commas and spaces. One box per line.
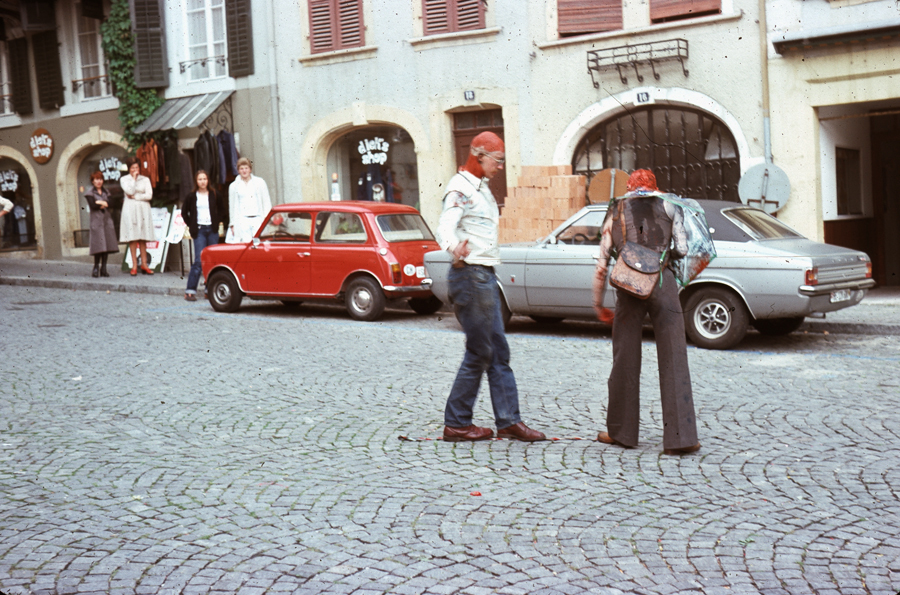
573, 106, 740, 201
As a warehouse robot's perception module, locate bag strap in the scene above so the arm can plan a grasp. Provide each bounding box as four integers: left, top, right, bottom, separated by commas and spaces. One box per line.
618, 199, 627, 244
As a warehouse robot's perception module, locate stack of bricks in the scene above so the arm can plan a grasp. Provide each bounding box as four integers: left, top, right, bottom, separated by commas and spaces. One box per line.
498, 165, 587, 243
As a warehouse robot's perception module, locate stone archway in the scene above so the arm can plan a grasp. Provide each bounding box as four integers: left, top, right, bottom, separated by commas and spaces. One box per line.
55, 127, 128, 257
0, 146, 43, 258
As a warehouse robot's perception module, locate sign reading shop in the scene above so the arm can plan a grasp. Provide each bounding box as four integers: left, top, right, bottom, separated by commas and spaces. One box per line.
29, 128, 54, 164
358, 136, 389, 165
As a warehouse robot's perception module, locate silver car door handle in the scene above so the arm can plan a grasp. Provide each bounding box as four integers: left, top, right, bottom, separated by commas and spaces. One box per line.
297, 252, 311, 257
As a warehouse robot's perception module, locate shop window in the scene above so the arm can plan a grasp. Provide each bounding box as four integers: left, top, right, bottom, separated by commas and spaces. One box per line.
452, 108, 506, 206
423, 0, 485, 36
0, 158, 37, 251
308, 0, 364, 54
573, 106, 740, 202
0, 41, 12, 115
558, 0, 622, 37
130, 0, 169, 88
71, 2, 112, 101
77, 145, 130, 242
836, 147, 863, 216
184, 0, 228, 81
326, 125, 419, 209
650, 0, 720, 23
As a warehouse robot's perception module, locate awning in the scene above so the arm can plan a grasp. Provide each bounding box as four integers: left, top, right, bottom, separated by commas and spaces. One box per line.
133, 91, 233, 133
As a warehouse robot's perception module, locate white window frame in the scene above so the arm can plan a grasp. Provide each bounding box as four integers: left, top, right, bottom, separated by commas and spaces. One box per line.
183, 0, 229, 82
70, 2, 112, 103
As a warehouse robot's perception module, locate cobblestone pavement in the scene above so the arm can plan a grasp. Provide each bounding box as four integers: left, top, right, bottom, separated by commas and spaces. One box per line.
1, 285, 899, 595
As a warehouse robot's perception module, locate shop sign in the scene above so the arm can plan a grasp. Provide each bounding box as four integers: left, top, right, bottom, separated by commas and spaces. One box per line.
29, 129, 54, 164
358, 136, 390, 165
0, 170, 19, 193
98, 156, 124, 182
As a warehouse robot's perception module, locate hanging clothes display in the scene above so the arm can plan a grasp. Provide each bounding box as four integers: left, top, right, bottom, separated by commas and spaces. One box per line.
217, 129, 239, 178
136, 139, 159, 188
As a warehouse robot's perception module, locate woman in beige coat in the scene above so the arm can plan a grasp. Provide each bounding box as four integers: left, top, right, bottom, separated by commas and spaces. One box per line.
119, 157, 155, 275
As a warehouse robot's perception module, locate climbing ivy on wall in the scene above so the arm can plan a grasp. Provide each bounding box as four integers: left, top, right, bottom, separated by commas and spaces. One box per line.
100, 0, 164, 152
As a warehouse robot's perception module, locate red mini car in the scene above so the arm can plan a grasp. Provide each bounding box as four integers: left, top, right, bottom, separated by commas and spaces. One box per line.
201, 202, 442, 321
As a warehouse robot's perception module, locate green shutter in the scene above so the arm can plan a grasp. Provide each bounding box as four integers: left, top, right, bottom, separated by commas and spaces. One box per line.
8, 38, 33, 115
226, 0, 254, 77
130, 0, 169, 88
32, 30, 65, 110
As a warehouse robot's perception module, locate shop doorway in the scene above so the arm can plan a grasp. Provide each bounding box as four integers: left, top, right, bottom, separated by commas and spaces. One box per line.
572, 105, 740, 202
452, 109, 506, 206
0, 157, 37, 251
327, 125, 419, 208
76, 144, 130, 245
871, 113, 900, 286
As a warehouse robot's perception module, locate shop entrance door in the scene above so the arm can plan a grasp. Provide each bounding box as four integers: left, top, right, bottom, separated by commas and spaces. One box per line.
871, 113, 900, 286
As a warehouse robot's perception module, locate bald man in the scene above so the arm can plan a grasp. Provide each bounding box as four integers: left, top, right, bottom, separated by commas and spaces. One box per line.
436, 132, 546, 442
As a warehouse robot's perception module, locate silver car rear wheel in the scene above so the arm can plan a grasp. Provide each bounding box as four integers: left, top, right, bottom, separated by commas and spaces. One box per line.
683, 287, 748, 350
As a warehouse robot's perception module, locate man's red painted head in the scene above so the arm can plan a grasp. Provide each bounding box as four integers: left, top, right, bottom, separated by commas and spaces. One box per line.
463, 131, 505, 180
626, 169, 658, 193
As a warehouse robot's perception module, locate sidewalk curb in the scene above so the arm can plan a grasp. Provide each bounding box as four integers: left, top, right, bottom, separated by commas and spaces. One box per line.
800, 320, 900, 336
1, 276, 183, 297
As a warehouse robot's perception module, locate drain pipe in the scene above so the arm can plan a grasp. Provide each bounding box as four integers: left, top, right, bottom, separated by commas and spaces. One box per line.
267, 0, 285, 201
759, 0, 773, 164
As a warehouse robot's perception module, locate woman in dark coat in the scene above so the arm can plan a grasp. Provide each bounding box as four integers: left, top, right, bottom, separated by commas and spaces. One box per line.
181, 169, 219, 301
84, 171, 119, 277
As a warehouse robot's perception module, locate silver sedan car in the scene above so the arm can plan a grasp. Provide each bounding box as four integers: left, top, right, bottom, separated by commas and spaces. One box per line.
424, 200, 875, 350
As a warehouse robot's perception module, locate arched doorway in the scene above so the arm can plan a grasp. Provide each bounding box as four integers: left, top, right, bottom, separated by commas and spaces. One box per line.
572, 105, 740, 202
0, 156, 38, 251
326, 125, 419, 208
74, 144, 130, 245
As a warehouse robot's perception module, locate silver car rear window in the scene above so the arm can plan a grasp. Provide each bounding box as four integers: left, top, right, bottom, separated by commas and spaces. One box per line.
376, 214, 436, 242
722, 207, 804, 240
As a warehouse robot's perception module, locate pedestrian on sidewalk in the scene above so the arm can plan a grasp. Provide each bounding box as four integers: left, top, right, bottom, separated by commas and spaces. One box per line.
84, 171, 118, 277
436, 131, 546, 443
119, 158, 156, 276
226, 157, 270, 244
592, 169, 700, 455
181, 170, 219, 301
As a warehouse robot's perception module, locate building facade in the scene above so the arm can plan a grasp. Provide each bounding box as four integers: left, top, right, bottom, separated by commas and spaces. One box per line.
767, 0, 900, 286
0, 0, 279, 262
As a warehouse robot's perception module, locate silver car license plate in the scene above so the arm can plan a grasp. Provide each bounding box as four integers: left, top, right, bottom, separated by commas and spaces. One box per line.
830, 289, 852, 303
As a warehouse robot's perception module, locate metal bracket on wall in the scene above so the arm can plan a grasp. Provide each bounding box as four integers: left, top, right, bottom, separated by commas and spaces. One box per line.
198, 94, 233, 134
587, 38, 689, 87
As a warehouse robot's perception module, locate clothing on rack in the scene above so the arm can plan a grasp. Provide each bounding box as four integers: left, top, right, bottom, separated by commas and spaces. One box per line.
217, 130, 239, 178
136, 139, 160, 188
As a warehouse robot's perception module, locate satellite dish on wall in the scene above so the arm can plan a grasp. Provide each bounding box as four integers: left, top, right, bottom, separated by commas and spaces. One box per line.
738, 163, 791, 214
588, 168, 629, 204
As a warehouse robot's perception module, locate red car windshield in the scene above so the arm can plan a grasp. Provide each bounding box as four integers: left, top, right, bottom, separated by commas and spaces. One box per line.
375, 214, 435, 242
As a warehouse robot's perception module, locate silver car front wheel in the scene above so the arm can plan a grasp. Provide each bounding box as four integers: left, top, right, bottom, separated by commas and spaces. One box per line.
683, 287, 748, 350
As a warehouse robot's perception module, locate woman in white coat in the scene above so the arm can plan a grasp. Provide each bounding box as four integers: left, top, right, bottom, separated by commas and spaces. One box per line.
226, 157, 271, 243
119, 157, 156, 275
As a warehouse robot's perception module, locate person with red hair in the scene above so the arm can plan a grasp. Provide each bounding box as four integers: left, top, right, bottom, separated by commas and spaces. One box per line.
436, 132, 546, 442
592, 169, 700, 455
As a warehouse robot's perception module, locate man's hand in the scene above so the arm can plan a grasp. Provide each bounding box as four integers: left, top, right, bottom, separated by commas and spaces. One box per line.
592, 265, 612, 322
452, 239, 470, 261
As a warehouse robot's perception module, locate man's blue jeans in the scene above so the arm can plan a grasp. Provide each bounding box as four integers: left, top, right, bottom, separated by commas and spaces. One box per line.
186, 225, 218, 294
444, 264, 522, 430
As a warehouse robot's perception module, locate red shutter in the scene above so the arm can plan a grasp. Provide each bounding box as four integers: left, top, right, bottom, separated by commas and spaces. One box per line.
455, 0, 484, 32
558, 0, 622, 36
423, 0, 449, 35
309, 0, 363, 54
650, 0, 720, 22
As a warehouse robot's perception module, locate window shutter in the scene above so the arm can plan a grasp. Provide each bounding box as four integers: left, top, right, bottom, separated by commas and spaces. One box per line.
650, 0, 720, 22
422, 0, 449, 35
308, 0, 363, 54
82, 0, 105, 19
226, 0, 254, 77
32, 30, 65, 110
19, 1, 56, 32
8, 38, 33, 116
558, 0, 622, 36
130, 0, 168, 88
455, 0, 484, 32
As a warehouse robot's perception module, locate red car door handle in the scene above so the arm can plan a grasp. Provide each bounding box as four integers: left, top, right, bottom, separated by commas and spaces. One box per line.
297, 252, 311, 257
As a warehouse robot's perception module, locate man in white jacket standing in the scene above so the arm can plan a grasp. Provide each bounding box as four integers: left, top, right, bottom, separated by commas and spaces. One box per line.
227, 157, 271, 243
436, 131, 546, 443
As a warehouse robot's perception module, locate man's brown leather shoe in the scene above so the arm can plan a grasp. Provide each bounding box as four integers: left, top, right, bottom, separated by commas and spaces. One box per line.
497, 422, 547, 441
662, 443, 701, 456
597, 432, 633, 448
443, 425, 494, 442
